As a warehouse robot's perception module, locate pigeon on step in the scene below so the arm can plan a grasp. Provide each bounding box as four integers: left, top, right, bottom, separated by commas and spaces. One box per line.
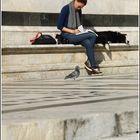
65, 65, 80, 80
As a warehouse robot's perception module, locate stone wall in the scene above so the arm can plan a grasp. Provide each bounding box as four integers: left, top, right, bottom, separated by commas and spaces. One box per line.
2, 0, 138, 27
2, 44, 138, 82
2, 0, 138, 15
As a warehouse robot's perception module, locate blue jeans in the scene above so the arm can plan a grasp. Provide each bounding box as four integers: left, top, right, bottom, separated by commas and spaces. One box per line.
62, 32, 97, 68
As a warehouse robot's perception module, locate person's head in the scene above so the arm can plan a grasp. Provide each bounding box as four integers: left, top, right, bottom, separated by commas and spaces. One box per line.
74, 0, 87, 10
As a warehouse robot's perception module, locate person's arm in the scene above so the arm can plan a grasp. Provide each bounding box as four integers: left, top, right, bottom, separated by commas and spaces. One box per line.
57, 5, 80, 34
62, 27, 80, 34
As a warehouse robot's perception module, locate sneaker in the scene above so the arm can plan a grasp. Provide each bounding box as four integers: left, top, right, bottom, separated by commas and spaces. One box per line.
85, 67, 102, 75
91, 68, 102, 74
84, 60, 92, 71
85, 62, 102, 75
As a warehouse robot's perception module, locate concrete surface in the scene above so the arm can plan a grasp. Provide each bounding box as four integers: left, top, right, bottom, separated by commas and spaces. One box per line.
102, 133, 138, 140
2, 0, 138, 15
2, 73, 138, 140
2, 26, 138, 45
2, 44, 138, 82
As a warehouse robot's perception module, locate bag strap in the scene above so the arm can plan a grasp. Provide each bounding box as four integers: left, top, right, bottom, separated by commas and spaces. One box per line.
30, 32, 42, 44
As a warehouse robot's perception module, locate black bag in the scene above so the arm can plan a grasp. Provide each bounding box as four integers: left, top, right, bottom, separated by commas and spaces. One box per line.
30, 32, 56, 45
95, 31, 129, 45
55, 31, 129, 45
55, 34, 69, 44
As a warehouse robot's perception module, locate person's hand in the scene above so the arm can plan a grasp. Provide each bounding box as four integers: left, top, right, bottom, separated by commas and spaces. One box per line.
73, 29, 80, 34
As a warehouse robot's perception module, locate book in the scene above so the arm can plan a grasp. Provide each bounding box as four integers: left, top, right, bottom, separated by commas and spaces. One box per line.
76, 25, 98, 36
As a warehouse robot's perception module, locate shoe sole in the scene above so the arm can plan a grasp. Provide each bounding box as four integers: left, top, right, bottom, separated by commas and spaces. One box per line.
94, 73, 103, 76
84, 65, 92, 72
85, 66, 103, 75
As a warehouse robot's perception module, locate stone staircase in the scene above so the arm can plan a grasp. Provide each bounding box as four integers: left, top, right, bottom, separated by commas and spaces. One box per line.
102, 134, 138, 140
2, 43, 138, 82
2, 73, 138, 140
2, 26, 138, 82
3, 112, 138, 140
2, 26, 138, 46
2, 26, 139, 140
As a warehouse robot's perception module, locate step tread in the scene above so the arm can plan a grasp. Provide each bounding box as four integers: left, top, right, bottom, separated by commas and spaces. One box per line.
102, 134, 138, 140
3, 43, 131, 48
2, 44, 138, 55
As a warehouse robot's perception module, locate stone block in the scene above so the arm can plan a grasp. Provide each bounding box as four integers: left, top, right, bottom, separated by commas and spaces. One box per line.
3, 112, 138, 140
2, 26, 60, 46
64, 114, 116, 140
2, 120, 64, 140
2, 0, 138, 15
2, 113, 116, 140
2, 44, 138, 82
115, 111, 138, 135
102, 134, 138, 140
2, 26, 138, 46
2, 72, 138, 140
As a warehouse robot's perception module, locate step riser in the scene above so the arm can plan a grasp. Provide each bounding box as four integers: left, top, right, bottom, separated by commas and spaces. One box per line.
102, 134, 138, 140
2, 111, 138, 140
2, 50, 138, 70
2, 0, 138, 15
2, 26, 138, 46
2, 49, 138, 82
2, 66, 138, 82
2, 31, 138, 45
2, 31, 59, 46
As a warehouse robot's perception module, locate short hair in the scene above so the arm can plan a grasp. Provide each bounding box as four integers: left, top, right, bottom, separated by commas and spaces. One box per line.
76, 0, 87, 5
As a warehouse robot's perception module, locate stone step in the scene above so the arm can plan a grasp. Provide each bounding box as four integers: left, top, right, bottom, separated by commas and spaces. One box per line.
2, 26, 60, 46
2, 26, 138, 46
2, 73, 138, 140
2, 112, 138, 140
2, 44, 138, 82
101, 134, 138, 140
2, 0, 138, 15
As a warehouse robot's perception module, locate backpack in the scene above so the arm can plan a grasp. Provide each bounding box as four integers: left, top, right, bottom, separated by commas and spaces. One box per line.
55, 34, 69, 44
95, 31, 129, 45
30, 32, 56, 45
55, 31, 129, 45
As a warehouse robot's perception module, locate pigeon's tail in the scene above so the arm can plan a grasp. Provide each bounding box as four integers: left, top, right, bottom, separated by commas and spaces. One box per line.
65, 74, 73, 79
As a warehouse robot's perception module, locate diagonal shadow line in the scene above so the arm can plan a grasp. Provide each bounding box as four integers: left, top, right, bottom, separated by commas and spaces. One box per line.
2, 95, 138, 114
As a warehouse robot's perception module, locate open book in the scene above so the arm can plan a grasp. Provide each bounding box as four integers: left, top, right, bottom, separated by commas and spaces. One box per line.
76, 25, 98, 36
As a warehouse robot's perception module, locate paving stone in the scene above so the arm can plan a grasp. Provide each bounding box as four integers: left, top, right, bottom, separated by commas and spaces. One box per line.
102, 133, 138, 140
115, 111, 138, 135
2, 73, 138, 140
2, 44, 138, 82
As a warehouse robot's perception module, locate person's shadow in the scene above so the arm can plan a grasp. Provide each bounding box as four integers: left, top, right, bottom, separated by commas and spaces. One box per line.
85, 46, 112, 75
95, 48, 112, 66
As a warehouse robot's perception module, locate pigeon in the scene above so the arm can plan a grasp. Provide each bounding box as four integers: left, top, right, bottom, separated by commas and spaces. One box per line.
65, 65, 80, 80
